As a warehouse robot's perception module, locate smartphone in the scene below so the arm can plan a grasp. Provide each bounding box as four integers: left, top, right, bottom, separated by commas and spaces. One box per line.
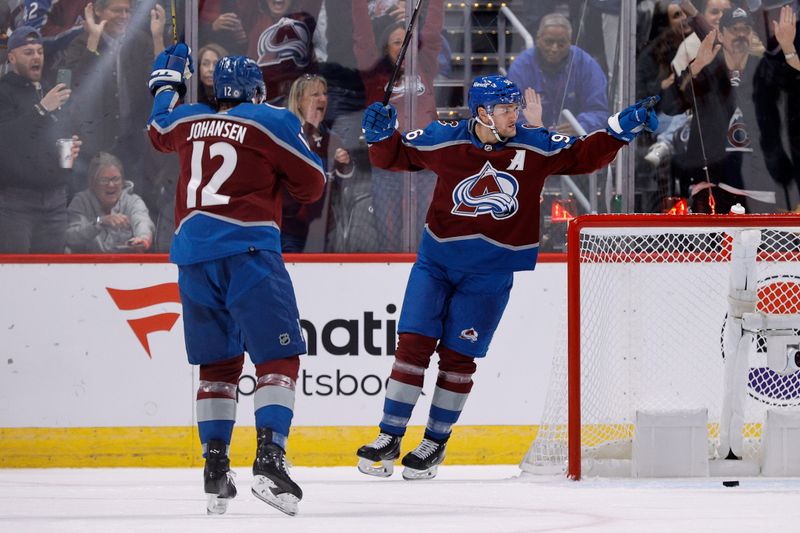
56, 68, 72, 89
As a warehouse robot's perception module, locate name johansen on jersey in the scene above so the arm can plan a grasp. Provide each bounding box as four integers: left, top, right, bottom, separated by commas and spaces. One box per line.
186, 119, 248, 143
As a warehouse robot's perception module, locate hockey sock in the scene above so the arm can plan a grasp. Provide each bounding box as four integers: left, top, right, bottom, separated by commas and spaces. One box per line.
197, 354, 244, 455
424, 346, 477, 442
254, 356, 300, 450
379, 333, 437, 436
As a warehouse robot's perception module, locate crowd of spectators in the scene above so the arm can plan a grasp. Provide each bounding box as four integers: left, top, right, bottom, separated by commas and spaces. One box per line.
636, 0, 799, 214
1, 0, 799, 255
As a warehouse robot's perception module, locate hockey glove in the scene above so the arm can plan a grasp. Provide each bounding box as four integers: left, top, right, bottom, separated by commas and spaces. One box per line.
362, 102, 398, 144
606, 95, 660, 142
149, 43, 194, 97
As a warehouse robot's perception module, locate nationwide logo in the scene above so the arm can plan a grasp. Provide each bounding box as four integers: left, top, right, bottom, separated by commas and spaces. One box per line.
106, 283, 182, 358
721, 275, 800, 406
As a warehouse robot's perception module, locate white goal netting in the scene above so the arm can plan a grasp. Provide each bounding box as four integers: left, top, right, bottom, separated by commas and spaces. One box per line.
522, 215, 800, 477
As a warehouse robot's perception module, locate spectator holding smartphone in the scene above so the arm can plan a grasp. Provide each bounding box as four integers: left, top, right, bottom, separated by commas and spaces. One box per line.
0, 26, 82, 253
66, 151, 154, 253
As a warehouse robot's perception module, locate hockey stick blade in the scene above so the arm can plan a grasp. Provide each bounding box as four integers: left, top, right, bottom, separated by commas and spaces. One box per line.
382, 0, 427, 106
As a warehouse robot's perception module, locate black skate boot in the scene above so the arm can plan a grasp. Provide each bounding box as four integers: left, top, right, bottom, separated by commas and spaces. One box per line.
204, 439, 237, 515
356, 432, 402, 477
401, 437, 447, 480
251, 428, 303, 516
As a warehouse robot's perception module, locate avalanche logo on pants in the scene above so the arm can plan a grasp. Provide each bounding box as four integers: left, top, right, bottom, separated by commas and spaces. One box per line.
452, 161, 519, 220
459, 328, 479, 342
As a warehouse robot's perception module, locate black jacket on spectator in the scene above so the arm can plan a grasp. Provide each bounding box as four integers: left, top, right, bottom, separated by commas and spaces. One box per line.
661, 52, 760, 214
61, 29, 152, 183
753, 23, 800, 202
0, 71, 70, 190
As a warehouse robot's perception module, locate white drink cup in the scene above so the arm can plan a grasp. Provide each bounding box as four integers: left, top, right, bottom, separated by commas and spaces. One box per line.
56, 138, 74, 169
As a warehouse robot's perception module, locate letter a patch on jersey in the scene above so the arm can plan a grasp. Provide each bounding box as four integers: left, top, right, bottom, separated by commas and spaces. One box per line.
452, 161, 519, 220
507, 149, 526, 170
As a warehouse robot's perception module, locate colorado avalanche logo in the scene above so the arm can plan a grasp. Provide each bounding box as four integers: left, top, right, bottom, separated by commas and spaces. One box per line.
459, 328, 479, 342
452, 161, 519, 219
257, 16, 312, 68
386, 74, 426, 99
726, 107, 752, 153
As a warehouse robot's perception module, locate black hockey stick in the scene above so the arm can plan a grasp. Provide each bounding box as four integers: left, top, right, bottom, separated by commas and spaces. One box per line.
382, 0, 427, 106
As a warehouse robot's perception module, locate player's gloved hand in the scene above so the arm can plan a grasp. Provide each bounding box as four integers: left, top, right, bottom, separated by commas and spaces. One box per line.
148, 43, 194, 96
606, 95, 660, 142
362, 102, 398, 143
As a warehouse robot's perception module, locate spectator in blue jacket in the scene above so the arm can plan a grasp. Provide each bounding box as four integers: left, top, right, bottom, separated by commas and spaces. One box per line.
507, 12, 609, 135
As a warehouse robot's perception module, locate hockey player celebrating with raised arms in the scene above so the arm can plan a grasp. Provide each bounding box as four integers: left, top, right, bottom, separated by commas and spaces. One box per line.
356, 75, 659, 480
146, 45, 326, 515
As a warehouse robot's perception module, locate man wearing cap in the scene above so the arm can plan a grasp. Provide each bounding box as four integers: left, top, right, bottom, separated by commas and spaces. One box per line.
661, 7, 769, 215
0, 26, 82, 253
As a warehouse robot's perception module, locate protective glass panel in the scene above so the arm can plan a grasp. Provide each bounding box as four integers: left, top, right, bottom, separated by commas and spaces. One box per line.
634, 0, 799, 215
0, 0, 178, 254
3, 1, 794, 255
484, 1, 621, 252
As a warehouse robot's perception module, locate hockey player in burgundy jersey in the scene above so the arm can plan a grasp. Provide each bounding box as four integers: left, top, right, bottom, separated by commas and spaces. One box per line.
356, 75, 659, 480
147, 45, 325, 515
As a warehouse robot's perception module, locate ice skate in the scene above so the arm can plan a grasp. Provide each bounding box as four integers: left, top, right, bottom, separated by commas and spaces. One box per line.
203, 439, 237, 515
401, 438, 446, 480
356, 432, 402, 477
251, 428, 302, 516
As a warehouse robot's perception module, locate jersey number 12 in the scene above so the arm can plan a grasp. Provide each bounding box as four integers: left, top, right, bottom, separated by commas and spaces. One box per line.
187, 141, 237, 208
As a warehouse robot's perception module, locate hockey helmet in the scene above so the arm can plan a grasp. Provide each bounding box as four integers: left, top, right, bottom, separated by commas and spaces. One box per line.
213, 55, 266, 103
468, 75, 521, 117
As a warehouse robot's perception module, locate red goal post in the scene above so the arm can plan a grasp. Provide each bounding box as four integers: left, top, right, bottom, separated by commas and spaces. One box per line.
524, 213, 800, 480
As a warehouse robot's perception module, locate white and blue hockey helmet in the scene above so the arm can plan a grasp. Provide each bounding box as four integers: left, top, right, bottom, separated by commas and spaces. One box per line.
213, 55, 266, 103
468, 75, 522, 117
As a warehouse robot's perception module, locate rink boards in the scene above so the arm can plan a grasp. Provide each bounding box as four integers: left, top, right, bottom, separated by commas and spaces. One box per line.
0, 256, 563, 467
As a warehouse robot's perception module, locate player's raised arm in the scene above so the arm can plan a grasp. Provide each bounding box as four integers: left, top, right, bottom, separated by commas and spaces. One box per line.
361, 102, 429, 171
146, 43, 194, 152
548, 96, 661, 176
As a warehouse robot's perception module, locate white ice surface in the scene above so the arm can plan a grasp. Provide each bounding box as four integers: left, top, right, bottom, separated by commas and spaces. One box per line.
2, 466, 800, 532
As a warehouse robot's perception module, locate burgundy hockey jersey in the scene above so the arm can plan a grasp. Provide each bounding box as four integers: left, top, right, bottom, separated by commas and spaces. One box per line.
147, 93, 325, 265
369, 120, 626, 273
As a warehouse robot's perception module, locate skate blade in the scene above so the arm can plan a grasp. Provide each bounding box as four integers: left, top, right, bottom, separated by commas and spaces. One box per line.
357, 457, 395, 478
251, 475, 300, 516
206, 494, 231, 515
402, 464, 439, 481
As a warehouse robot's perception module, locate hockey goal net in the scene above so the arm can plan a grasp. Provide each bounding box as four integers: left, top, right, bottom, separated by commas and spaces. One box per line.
522, 214, 800, 479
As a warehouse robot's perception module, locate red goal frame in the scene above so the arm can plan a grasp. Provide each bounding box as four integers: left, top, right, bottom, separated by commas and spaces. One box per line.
566, 213, 800, 480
